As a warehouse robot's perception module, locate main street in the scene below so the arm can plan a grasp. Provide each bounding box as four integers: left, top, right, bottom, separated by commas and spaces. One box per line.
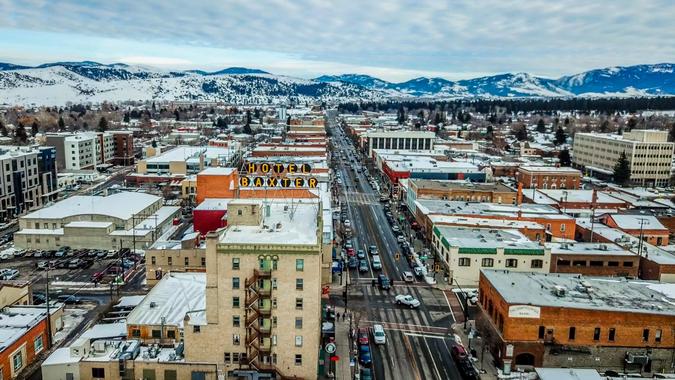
330, 122, 463, 380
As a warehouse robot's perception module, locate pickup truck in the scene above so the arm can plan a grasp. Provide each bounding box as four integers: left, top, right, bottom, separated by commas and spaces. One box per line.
394, 294, 421, 309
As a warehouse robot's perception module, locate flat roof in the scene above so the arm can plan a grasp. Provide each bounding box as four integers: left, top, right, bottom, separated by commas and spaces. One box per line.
195, 198, 229, 211
65, 221, 113, 229
482, 270, 675, 316
22, 192, 160, 221
146, 146, 231, 164
411, 179, 513, 192
537, 190, 626, 204
431, 215, 543, 230
535, 368, 603, 380
126, 272, 205, 328
545, 242, 635, 256
198, 167, 236, 176
385, 157, 480, 172
219, 200, 319, 246
434, 226, 542, 251
0, 307, 48, 352
518, 166, 581, 174
608, 214, 667, 230
416, 199, 569, 219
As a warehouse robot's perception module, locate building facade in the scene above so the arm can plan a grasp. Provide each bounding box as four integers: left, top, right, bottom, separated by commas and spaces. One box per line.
516, 166, 582, 189
0, 147, 44, 220
364, 130, 435, 156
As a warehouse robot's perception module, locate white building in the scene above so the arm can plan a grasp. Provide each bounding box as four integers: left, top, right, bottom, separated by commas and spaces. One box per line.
363, 130, 436, 156
573, 130, 674, 187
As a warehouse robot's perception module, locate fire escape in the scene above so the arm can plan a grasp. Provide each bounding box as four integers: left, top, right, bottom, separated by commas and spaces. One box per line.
244, 268, 302, 380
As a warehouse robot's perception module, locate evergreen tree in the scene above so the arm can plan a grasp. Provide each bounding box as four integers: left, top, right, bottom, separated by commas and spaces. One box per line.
613, 152, 631, 185
31, 121, 39, 136
58, 116, 66, 131
554, 126, 567, 146
243, 110, 253, 135
14, 122, 28, 144
98, 117, 108, 132
123, 112, 130, 123
174, 110, 180, 121
397, 105, 405, 124
626, 117, 637, 131
600, 119, 610, 133
617, 126, 623, 135
434, 112, 442, 125
486, 125, 494, 139
515, 125, 528, 141
564, 117, 570, 126
558, 148, 572, 167
536, 118, 546, 133
669, 122, 675, 142
152, 102, 157, 112
0, 120, 7, 137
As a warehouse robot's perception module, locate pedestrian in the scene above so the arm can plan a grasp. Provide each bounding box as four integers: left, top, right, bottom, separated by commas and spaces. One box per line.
336, 311, 341, 321
342, 312, 345, 322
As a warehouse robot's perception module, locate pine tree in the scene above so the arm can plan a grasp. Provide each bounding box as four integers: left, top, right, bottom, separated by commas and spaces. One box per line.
558, 148, 572, 167
98, 117, 108, 132
600, 120, 610, 133
613, 152, 631, 185
152, 102, 156, 112
0, 120, 7, 137
14, 122, 28, 144
123, 112, 130, 123
174, 110, 180, 121
554, 126, 567, 146
243, 110, 253, 135
669, 122, 675, 142
627, 117, 637, 131
58, 116, 66, 131
286, 116, 291, 126
397, 105, 405, 125
486, 125, 494, 139
536, 118, 546, 133
31, 121, 39, 136
515, 125, 528, 141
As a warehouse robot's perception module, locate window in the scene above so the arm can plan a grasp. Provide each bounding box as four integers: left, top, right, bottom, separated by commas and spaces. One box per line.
609, 328, 616, 342
589, 260, 603, 267
233, 334, 240, 345
165, 369, 178, 380
232, 258, 240, 270
623, 261, 634, 267
193, 325, 201, 333
233, 297, 240, 308
538, 326, 545, 339
233, 315, 240, 327
295, 354, 302, 366
295, 336, 303, 347
481, 258, 494, 267
152, 329, 161, 338
167, 330, 176, 339
296, 298, 303, 309
272, 316, 278, 328
296, 259, 304, 271
237, 209, 243, 216
168, 257, 172, 266
184, 257, 189, 266
224, 353, 231, 363
151, 256, 156, 265
568, 327, 576, 341
91, 368, 105, 378
296, 278, 304, 290
607, 261, 619, 267
458, 258, 470, 267
295, 317, 303, 329
643, 329, 650, 342
531, 259, 543, 269
132, 329, 140, 337
272, 278, 278, 289
272, 298, 278, 309
505, 259, 518, 268
593, 327, 601, 341
201, 257, 206, 266
232, 277, 240, 289
572, 260, 586, 267
142, 369, 156, 380
655, 329, 662, 343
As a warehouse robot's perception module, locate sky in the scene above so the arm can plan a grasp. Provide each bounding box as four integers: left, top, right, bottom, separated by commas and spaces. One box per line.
0, 0, 674, 82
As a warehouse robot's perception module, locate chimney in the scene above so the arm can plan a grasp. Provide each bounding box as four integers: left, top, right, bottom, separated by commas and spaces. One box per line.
517, 182, 523, 205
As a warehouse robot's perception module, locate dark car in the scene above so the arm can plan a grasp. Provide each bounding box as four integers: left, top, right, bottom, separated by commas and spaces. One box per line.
451, 345, 468, 362
360, 368, 373, 380
358, 260, 369, 273
348, 257, 358, 269
57, 295, 81, 304
358, 345, 372, 366
458, 359, 480, 380
378, 274, 391, 290
357, 327, 369, 345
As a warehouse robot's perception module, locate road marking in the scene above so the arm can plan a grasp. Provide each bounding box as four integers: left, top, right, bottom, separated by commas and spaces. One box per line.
402, 333, 422, 380
442, 289, 456, 322
422, 335, 443, 379
403, 332, 448, 339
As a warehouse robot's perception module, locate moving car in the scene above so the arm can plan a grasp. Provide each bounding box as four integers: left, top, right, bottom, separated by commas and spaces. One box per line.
348, 257, 358, 269
358, 260, 369, 273
378, 274, 391, 290
360, 368, 373, 380
403, 271, 414, 282
368, 245, 378, 256
451, 345, 468, 362
371, 255, 382, 270
357, 249, 366, 259
397, 235, 406, 244
372, 324, 386, 345
394, 294, 421, 309
358, 344, 372, 366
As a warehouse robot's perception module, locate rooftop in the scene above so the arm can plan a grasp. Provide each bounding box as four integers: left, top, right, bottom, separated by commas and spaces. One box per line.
198, 167, 236, 176
146, 146, 231, 164
430, 215, 543, 230
0, 306, 48, 352
411, 179, 513, 193
22, 192, 160, 221
126, 272, 205, 328
219, 200, 320, 246
607, 214, 667, 231
518, 166, 581, 174
545, 242, 635, 256
536, 190, 626, 205
535, 368, 603, 380
416, 199, 568, 219
433, 226, 542, 251
482, 270, 675, 316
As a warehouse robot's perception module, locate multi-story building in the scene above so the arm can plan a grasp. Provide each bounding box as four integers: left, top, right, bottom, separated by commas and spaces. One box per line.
406, 179, 516, 214
36, 146, 58, 204
431, 226, 550, 286
516, 166, 582, 189
0, 147, 43, 220
546, 242, 640, 277
181, 200, 323, 379
363, 130, 435, 156
477, 270, 675, 373
110, 131, 135, 165
573, 130, 674, 187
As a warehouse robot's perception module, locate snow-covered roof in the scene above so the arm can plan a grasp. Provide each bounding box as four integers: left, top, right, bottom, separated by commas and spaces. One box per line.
0, 307, 48, 352
80, 322, 128, 340
195, 198, 230, 211
146, 146, 231, 164
608, 214, 667, 231
65, 221, 113, 229
126, 273, 205, 329
434, 226, 542, 251
22, 192, 160, 220
545, 242, 635, 256
198, 167, 236, 176
535, 368, 602, 380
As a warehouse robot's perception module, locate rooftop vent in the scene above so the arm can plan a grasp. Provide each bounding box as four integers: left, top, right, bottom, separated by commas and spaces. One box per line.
552, 285, 566, 297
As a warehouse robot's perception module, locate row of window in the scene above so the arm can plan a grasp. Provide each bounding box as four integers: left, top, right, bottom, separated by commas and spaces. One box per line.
150, 256, 206, 267
458, 258, 544, 269
538, 325, 664, 343
230, 258, 305, 271
557, 259, 634, 267
223, 352, 304, 366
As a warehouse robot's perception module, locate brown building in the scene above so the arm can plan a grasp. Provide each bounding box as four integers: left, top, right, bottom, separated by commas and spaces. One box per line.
477, 270, 675, 374
516, 166, 582, 189
111, 131, 135, 166
602, 214, 669, 246
408, 179, 517, 205
546, 242, 640, 277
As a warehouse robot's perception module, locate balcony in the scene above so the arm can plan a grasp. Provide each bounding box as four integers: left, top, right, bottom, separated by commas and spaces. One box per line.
259, 288, 272, 297
259, 305, 272, 317
255, 268, 272, 278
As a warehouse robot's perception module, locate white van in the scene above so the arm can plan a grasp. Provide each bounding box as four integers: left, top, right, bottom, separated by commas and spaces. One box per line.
371, 255, 382, 270
372, 324, 386, 345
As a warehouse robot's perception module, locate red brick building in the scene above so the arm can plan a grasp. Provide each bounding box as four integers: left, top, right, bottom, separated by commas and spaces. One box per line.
516, 166, 582, 189
111, 131, 134, 166
602, 214, 669, 246
546, 242, 640, 277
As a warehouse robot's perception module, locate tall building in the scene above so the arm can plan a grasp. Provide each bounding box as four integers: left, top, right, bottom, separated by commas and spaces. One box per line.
110, 131, 135, 165
45, 132, 115, 170
0, 147, 46, 220
182, 200, 323, 379
573, 130, 674, 187
363, 130, 436, 156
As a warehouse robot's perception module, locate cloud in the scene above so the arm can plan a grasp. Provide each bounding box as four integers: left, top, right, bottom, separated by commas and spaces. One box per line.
0, 0, 673, 79
118, 56, 193, 66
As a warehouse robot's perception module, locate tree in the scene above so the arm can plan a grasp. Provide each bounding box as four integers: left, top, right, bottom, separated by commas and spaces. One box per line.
600, 119, 610, 133
123, 112, 130, 123
174, 109, 180, 121
536, 118, 546, 133
286, 116, 291, 126
397, 105, 406, 125
243, 110, 253, 135
0, 120, 7, 137
98, 117, 108, 132
613, 152, 631, 185
515, 125, 528, 141
669, 122, 675, 142
58, 116, 66, 131
554, 126, 567, 146
485, 125, 494, 139
31, 121, 39, 136
14, 122, 28, 144
626, 117, 637, 131
558, 148, 572, 167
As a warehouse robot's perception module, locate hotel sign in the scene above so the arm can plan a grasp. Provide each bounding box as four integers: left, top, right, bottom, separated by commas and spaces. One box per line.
508, 305, 541, 319
240, 162, 318, 188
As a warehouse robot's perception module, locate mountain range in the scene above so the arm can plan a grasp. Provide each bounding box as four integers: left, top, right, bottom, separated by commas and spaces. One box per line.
0, 61, 674, 105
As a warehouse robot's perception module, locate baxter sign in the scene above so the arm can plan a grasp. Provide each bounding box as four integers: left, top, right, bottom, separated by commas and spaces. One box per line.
240, 162, 318, 188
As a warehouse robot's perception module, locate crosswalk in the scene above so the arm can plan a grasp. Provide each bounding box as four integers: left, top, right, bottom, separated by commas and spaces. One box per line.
344, 191, 378, 206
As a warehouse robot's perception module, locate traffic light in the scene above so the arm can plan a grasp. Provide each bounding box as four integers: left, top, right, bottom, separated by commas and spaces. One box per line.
395, 252, 400, 261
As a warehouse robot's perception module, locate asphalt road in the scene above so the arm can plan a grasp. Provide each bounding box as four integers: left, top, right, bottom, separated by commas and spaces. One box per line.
331, 124, 462, 380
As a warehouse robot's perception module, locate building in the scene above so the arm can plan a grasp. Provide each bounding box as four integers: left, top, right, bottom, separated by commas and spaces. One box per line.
145, 227, 206, 285
477, 270, 675, 373
14, 192, 180, 250
381, 155, 485, 184
431, 226, 550, 286
572, 130, 674, 187
45, 132, 114, 171
110, 131, 134, 166
130, 146, 235, 184
180, 200, 323, 379
0, 306, 52, 380
36, 146, 59, 204
0, 147, 44, 220
546, 242, 640, 277
528, 189, 629, 216
406, 179, 516, 214
601, 214, 669, 246
516, 166, 582, 189
363, 130, 436, 156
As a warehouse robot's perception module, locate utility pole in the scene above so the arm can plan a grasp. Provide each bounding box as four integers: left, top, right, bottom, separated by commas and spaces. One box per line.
637, 218, 648, 257
45, 264, 52, 348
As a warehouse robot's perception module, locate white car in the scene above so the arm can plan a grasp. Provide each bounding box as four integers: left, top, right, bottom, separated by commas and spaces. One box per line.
372, 324, 386, 345
395, 294, 421, 309
344, 219, 351, 228
397, 235, 406, 243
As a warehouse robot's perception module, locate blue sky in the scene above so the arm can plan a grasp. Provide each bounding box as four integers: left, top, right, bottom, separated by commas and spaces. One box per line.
0, 0, 673, 81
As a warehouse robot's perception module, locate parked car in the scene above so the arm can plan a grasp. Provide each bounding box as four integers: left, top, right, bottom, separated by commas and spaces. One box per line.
91, 272, 104, 282
360, 368, 373, 380
394, 294, 421, 309
403, 271, 414, 282
36, 261, 51, 270
358, 260, 369, 273
348, 257, 358, 269
451, 345, 468, 362
107, 266, 123, 275
67, 259, 82, 269
358, 345, 372, 366
372, 324, 386, 345
358, 327, 369, 345
356, 249, 366, 259
57, 295, 81, 304
32, 293, 46, 305
371, 255, 382, 270
397, 235, 406, 244
378, 274, 391, 290
413, 266, 425, 278
0, 269, 18, 280
346, 247, 356, 257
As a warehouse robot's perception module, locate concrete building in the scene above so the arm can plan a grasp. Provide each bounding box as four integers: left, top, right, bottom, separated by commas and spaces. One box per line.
14, 192, 180, 250
478, 270, 675, 373
406, 179, 516, 214
45, 132, 114, 171
573, 130, 674, 187
431, 226, 550, 286
516, 166, 582, 189
180, 200, 324, 379
363, 130, 436, 156
130, 146, 235, 184
0, 147, 44, 220
546, 242, 640, 277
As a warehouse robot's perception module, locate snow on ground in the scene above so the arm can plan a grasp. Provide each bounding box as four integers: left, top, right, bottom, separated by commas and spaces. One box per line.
53, 306, 92, 344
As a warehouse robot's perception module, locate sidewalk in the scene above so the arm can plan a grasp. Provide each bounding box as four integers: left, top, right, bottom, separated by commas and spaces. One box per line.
452, 321, 499, 380
335, 313, 354, 380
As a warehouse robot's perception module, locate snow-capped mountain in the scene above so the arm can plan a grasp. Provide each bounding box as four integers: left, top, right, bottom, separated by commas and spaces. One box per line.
1, 61, 674, 105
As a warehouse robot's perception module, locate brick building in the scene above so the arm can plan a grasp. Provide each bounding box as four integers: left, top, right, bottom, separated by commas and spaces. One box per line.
546, 242, 640, 277
406, 179, 516, 212
602, 214, 669, 246
477, 270, 675, 373
516, 166, 582, 189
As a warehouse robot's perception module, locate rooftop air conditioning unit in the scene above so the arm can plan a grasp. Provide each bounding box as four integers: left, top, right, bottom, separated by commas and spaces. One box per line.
552, 285, 566, 297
